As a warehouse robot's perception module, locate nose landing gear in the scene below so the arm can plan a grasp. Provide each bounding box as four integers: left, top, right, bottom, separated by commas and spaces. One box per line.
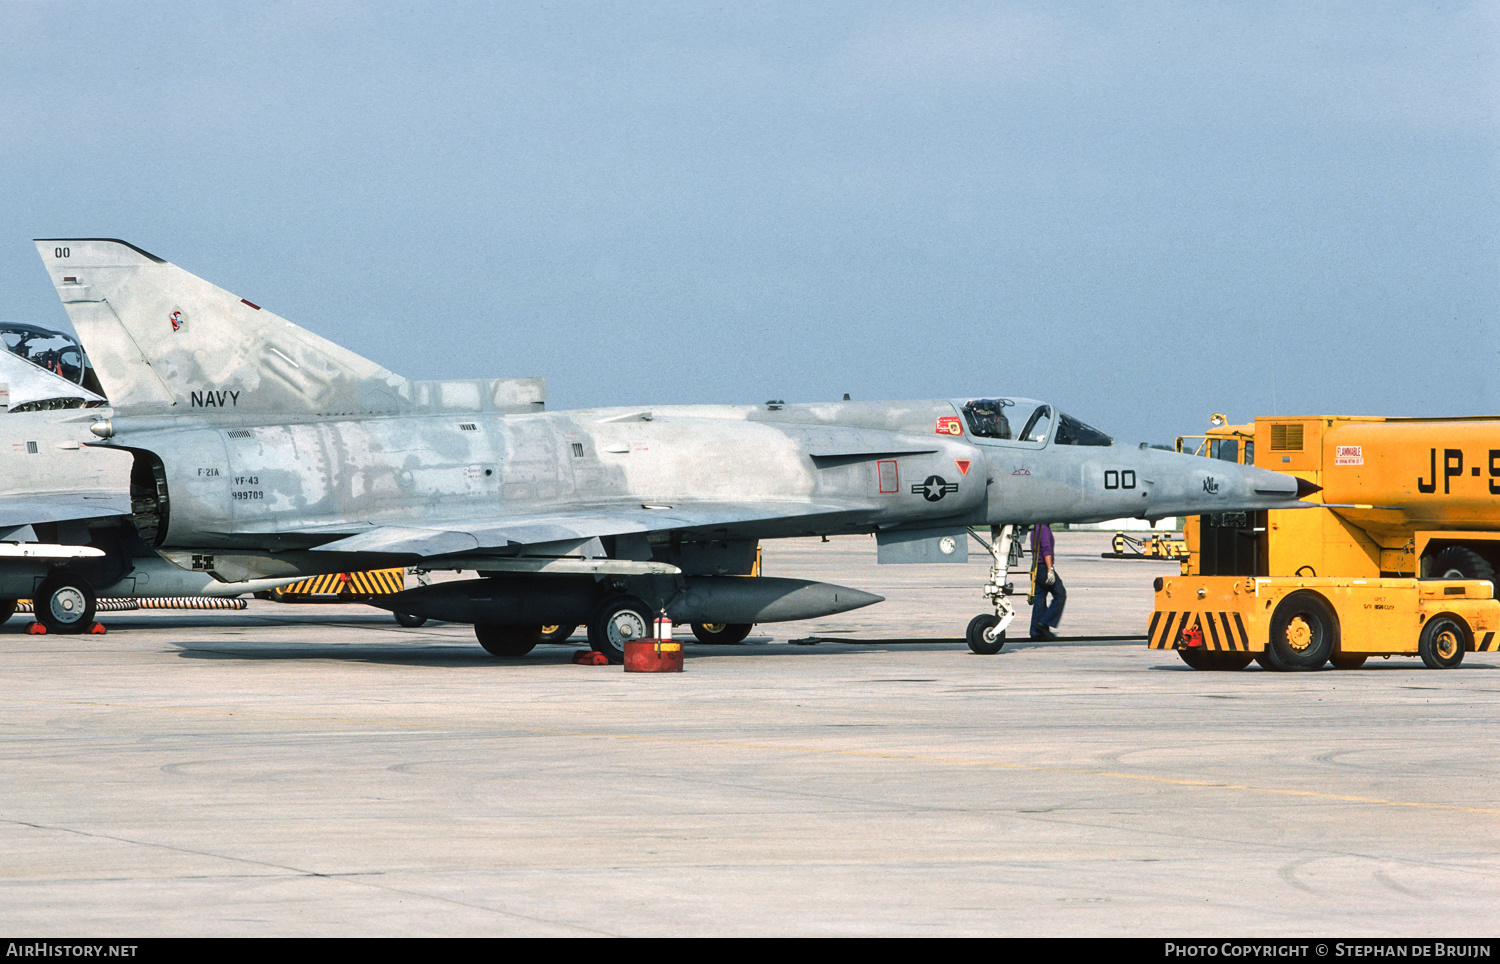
966, 525, 1022, 655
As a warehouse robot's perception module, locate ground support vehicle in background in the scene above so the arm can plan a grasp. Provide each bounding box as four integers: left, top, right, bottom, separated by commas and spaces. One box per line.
1102, 531, 1188, 562
1152, 415, 1500, 670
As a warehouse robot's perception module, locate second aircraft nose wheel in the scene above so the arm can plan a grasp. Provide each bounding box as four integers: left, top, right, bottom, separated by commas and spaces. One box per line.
35, 572, 97, 635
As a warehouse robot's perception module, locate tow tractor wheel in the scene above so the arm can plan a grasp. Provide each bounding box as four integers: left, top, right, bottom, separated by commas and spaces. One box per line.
1329, 653, 1367, 670
1265, 592, 1335, 671
965, 613, 1005, 655
474, 623, 542, 658
1428, 546, 1496, 582
589, 596, 653, 663
35, 573, 96, 635
0, 599, 16, 626
1418, 616, 1467, 670
691, 622, 752, 645
1178, 649, 1253, 671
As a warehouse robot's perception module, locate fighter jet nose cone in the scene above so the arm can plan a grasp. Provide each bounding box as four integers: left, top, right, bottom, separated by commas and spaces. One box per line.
1296, 477, 1322, 499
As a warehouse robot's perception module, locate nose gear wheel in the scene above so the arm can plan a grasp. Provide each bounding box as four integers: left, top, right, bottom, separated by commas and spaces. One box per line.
965, 525, 1020, 654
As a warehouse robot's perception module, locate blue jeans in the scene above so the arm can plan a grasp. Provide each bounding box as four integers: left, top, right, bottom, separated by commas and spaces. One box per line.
1031, 566, 1066, 634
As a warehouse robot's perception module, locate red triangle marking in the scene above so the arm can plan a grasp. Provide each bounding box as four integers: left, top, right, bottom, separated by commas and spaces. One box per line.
955, 459, 971, 475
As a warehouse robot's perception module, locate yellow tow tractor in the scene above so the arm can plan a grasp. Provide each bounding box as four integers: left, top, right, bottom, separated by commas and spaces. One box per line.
1151, 414, 1500, 670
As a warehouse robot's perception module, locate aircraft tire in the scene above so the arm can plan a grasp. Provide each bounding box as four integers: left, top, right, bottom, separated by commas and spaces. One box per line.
0, 599, 16, 626
1329, 653, 1367, 670
1418, 616, 1467, 670
1265, 591, 1335, 670
589, 596, 653, 663
691, 622, 752, 645
35, 573, 96, 635
966, 613, 1005, 655
1177, 649, 1252, 671
394, 612, 427, 628
474, 623, 541, 657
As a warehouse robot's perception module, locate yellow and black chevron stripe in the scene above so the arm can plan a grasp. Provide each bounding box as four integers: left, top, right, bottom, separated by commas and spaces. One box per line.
1477, 631, 1498, 653
276, 569, 406, 597
1148, 610, 1251, 651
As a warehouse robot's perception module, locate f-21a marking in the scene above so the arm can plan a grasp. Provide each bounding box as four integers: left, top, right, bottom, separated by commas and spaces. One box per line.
1416, 448, 1500, 496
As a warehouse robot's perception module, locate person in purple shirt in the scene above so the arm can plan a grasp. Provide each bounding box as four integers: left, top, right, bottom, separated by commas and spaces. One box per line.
1030, 523, 1066, 640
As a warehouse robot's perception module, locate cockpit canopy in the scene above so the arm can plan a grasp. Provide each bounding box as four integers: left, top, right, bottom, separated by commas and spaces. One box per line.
1, 324, 103, 395
961, 398, 1112, 447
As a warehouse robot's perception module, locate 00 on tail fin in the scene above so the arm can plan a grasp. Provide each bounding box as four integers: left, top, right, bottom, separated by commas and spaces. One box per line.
34, 239, 410, 416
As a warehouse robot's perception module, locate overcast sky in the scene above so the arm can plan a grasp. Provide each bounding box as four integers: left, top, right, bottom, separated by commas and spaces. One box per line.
1, 1, 1494, 444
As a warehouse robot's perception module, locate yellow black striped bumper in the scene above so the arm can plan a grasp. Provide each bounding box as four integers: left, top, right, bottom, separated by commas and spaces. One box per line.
1149, 610, 1252, 651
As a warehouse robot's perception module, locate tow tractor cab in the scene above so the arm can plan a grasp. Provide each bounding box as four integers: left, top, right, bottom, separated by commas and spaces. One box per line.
1152, 414, 1500, 672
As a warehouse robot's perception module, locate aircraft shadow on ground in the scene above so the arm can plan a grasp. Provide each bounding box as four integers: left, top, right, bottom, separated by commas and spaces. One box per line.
1, 611, 411, 632
162, 632, 1149, 666
171, 641, 554, 666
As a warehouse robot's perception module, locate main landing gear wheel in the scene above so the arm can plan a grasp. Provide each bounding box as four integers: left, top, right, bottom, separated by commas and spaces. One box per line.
1329, 653, 1367, 670
34, 573, 96, 635
1177, 649, 1253, 671
0, 599, 16, 626
1418, 616, 1467, 670
966, 613, 1005, 655
539, 624, 578, 644
1265, 592, 1335, 671
590, 596, 653, 663
691, 622, 752, 645
394, 612, 427, 628
474, 624, 542, 658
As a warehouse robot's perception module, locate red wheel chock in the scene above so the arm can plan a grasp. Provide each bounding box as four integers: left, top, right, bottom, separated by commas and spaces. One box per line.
24, 622, 106, 635
572, 649, 612, 665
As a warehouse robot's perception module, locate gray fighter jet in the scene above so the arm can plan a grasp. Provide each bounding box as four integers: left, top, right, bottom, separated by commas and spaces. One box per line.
35, 239, 1317, 658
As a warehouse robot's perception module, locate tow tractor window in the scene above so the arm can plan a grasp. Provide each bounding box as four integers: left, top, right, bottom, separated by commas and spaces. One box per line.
1053, 412, 1113, 447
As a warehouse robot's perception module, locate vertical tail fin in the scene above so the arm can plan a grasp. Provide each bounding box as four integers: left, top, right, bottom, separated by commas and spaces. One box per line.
34, 239, 410, 416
